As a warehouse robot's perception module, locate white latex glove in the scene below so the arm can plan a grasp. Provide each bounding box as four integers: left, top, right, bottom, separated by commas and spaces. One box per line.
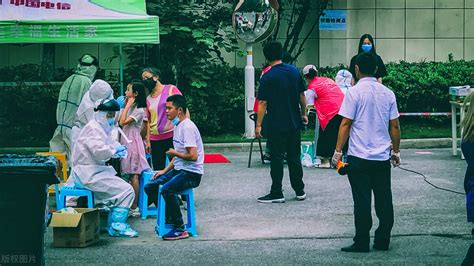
390, 151, 401, 167
331, 150, 343, 168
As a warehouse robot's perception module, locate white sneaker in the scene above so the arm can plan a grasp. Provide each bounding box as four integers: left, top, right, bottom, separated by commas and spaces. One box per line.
129, 207, 140, 218
295, 193, 306, 201
315, 157, 331, 168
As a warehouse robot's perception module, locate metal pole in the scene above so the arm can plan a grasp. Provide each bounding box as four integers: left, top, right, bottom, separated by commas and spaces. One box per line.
119, 43, 124, 95
244, 42, 255, 138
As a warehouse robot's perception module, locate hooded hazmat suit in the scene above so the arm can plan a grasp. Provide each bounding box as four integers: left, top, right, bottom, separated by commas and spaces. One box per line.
335, 69, 353, 95
64, 79, 114, 192
75, 79, 113, 129
70, 112, 134, 209
68, 99, 138, 237
70, 79, 113, 157
49, 54, 98, 164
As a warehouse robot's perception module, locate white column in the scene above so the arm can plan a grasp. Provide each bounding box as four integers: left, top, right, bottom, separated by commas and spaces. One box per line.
244, 43, 255, 138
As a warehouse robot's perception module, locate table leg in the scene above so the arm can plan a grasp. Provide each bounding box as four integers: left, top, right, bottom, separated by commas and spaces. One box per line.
313, 113, 319, 160
451, 104, 457, 156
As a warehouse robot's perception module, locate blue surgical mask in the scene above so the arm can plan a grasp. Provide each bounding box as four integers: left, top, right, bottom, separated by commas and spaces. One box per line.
361, 44, 372, 53
107, 118, 115, 126
172, 117, 180, 126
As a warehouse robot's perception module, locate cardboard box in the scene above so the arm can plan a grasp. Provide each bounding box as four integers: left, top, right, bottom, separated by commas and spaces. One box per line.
49, 208, 100, 248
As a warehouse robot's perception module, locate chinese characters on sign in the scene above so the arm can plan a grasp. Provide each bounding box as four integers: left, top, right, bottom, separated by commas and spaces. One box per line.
11, 24, 24, 37
319, 10, 347, 31
29, 25, 41, 38
0, 24, 98, 39
84, 26, 98, 38
48, 25, 61, 38
9, 0, 71, 9
66, 25, 79, 38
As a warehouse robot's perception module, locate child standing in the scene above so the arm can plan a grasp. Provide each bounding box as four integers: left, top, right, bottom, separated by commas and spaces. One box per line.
119, 81, 151, 217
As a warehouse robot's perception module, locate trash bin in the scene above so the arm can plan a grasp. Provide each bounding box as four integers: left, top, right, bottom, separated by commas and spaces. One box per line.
0, 154, 60, 266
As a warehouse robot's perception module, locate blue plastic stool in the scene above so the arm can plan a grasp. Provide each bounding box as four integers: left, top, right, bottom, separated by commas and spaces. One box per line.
138, 171, 157, 219
139, 156, 170, 219
146, 153, 153, 167
56, 184, 94, 210
156, 185, 197, 237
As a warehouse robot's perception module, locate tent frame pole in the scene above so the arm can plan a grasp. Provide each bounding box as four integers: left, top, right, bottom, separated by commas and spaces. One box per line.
119, 43, 124, 95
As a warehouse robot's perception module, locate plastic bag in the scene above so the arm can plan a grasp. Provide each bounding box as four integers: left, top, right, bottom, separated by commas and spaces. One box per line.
57, 207, 78, 214
301, 153, 313, 167
301, 144, 313, 167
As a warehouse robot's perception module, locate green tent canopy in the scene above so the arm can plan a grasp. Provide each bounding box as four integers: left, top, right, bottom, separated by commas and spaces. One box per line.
0, 0, 159, 93
0, 0, 159, 44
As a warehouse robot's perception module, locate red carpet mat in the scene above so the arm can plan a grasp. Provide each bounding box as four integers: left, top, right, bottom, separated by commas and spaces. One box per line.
204, 153, 231, 163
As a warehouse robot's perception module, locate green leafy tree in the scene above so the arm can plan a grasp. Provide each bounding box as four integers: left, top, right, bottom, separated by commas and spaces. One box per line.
122, 0, 243, 135
148, 1, 239, 88
271, 0, 330, 63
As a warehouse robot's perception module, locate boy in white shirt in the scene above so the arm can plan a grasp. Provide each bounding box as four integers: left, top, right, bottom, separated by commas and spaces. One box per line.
144, 95, 204, 240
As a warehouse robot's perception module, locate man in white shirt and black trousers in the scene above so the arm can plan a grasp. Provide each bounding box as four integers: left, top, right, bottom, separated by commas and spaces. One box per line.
331, 52, 401, 252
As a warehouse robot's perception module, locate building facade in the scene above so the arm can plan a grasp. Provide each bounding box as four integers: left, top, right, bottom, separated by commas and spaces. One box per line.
1, 0, 473, 76
232, 0, 474, 69
320, 0, 474, 66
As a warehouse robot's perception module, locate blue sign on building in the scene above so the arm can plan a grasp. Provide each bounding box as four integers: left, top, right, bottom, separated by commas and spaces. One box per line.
319, 10, 346, 31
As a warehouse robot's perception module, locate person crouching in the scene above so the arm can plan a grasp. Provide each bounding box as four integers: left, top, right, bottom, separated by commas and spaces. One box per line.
70, 98, 138, 237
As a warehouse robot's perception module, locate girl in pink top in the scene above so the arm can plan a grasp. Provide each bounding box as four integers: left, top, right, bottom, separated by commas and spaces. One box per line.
119, 81, 151, 216
303, 65, 345, 167
141, 67, 182, 171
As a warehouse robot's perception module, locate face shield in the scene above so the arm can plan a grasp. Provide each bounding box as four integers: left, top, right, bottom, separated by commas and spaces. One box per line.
94, 99, 120, 134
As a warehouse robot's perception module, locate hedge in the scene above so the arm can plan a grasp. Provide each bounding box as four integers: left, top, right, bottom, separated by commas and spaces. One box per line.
0, 60, 472, 147
318, 60, 474, 112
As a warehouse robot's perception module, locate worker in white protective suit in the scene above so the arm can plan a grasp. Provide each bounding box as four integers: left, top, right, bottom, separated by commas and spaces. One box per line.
64, 79, 114, 195
70, 79, 114, 157
335, 69, 353, 95
49, 54, 98, 165
71, 98, 138, 237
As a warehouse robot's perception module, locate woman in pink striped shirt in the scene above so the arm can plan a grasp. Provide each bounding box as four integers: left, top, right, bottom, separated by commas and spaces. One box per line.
141, 67, 183, 171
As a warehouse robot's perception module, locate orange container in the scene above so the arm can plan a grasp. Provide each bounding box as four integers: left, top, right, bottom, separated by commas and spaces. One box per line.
36, 152, 68, 194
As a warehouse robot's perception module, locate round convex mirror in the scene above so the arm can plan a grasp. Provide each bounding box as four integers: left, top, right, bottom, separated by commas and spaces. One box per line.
232, 0, 278, 43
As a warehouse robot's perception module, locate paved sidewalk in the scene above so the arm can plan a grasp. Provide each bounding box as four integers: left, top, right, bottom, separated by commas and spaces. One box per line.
44, 148, 469, 265
204, 138, 456, 153
0, 137, 458, 155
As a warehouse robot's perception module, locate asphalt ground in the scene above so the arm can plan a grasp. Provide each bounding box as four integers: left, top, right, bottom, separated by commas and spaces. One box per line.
44, 148, 470, 265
